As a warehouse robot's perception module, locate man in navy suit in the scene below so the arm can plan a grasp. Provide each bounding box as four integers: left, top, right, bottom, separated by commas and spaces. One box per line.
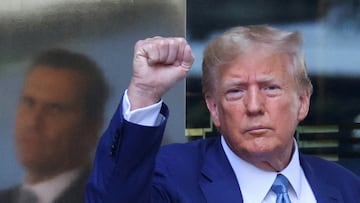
86, 25, 360, 202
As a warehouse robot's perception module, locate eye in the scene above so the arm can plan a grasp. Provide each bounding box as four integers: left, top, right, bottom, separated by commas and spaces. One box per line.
265, 85, 279, 90
263, 85, 281, 96
225, 88, 245, 101
46, 103, 63, 114
21, 96, 35, 108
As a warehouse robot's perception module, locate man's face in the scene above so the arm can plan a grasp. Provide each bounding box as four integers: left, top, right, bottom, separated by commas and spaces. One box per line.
205, 51, 310, 169
15, 66, 94, 175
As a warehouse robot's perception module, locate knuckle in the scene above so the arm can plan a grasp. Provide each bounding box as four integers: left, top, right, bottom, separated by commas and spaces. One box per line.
135, 40, 144, 48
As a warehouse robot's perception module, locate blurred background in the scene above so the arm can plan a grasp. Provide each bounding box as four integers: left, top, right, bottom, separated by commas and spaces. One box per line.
0, 0, 186, 189
186, 0, 360, 175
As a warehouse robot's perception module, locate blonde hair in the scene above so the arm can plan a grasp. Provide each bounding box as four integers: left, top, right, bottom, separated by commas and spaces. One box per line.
202, 25, 313, 95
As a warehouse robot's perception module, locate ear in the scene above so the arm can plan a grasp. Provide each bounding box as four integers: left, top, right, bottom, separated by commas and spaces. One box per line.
297, 89, 311, 121
205, 93, 220, 127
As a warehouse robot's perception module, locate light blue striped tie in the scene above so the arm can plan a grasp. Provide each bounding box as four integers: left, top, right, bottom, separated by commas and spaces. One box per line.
271, 174, 292, 203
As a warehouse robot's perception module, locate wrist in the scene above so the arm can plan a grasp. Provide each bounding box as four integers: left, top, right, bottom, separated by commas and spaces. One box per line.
127, 81, 162, 110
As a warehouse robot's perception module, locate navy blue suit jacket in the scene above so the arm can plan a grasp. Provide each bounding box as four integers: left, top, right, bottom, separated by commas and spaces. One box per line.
86, 101, 360, 203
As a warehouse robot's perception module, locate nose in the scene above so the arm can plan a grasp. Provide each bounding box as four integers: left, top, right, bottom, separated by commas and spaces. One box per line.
244, 87, 264, 116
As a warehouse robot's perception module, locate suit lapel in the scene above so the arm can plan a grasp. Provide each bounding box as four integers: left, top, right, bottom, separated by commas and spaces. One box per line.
0, 185, 21, 203
199, 142, 345, 203
199, 138, 243, 203
300, 154, 343, 203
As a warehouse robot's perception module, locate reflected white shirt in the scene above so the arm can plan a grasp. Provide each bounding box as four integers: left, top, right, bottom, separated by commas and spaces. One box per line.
23, 168, 81, 203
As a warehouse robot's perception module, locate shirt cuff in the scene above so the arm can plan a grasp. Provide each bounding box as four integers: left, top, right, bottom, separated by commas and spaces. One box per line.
122, 90, 165, 126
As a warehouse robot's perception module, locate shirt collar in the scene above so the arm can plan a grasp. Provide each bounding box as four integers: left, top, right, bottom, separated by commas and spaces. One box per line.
23, 168, 81, 203
281, 139, 302, 198
221, 136, 302, 202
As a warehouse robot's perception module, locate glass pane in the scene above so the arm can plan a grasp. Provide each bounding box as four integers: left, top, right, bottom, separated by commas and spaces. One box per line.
0, 0, 185, 194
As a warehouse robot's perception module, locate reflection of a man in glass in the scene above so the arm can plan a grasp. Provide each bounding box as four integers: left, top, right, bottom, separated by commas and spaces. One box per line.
0, 49, 109, 203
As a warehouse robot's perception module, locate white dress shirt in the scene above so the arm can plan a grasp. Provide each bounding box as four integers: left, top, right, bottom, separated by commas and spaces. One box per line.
222, 136, 317, 203
123, 90, 164, 126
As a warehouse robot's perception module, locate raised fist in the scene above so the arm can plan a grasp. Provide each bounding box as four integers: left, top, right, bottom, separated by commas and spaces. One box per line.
128, 37, 194, 109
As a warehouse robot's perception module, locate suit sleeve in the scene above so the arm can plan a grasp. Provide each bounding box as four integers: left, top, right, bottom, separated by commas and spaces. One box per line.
85, 95, 169, 203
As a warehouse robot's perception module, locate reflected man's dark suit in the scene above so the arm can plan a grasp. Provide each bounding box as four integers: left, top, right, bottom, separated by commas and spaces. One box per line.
0, 167, 90, 203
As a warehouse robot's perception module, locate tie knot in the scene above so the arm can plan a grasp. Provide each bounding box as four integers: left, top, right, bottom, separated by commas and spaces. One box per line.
271, 174, 290, 194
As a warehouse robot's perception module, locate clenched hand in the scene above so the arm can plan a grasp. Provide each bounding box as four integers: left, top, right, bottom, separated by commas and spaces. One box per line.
128, 37, 194, 110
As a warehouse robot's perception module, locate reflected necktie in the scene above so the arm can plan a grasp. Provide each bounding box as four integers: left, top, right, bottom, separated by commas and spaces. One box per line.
271, 174, 292, 203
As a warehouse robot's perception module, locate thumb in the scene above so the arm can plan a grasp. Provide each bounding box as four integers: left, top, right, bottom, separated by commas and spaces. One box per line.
180, 44, 195, 70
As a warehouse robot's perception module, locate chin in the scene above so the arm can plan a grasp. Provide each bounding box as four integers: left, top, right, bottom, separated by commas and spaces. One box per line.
244, 142, 279, 156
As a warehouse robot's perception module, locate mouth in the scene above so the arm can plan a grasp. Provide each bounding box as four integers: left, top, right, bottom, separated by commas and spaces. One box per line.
245, 126, 271, 135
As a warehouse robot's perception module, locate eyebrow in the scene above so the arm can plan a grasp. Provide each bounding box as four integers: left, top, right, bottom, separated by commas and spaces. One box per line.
223, 75, 281, 87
